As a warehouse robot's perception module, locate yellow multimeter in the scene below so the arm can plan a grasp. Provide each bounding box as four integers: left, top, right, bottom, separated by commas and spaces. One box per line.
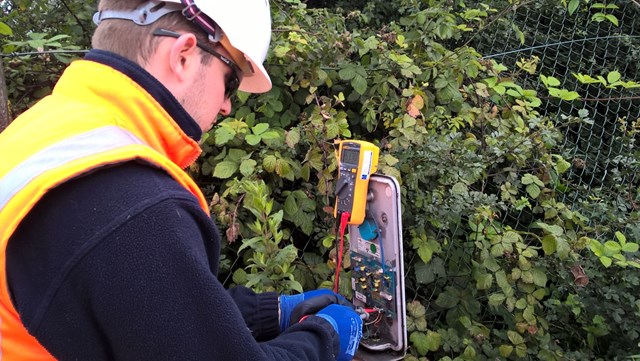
334, 140, 380, 225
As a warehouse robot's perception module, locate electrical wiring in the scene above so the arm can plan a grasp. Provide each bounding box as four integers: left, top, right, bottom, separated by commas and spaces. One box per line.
365, 309, 384, 326
333, 211, 350, 293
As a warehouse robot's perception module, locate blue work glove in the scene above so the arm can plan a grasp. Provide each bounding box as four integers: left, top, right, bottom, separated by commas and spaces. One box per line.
315, 304, 363, 361
279, 289, 349, 331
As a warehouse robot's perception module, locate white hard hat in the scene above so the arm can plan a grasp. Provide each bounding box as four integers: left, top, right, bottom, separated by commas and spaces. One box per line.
93, 0, 272, 93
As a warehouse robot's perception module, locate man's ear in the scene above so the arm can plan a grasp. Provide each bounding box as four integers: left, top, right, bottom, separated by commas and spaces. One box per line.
167, 33, 200, 82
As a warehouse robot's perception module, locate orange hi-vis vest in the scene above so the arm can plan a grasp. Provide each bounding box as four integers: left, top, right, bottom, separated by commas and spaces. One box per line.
0, 59, 209, 360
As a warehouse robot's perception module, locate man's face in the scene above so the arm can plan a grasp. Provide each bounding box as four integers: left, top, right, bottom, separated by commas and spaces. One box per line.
148, 30, 240, 134
180, 52, 233, 133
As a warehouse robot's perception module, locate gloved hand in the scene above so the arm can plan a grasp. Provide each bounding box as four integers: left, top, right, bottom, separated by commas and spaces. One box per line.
315, 304, 363, 361
289, 292, 353, 327
279, 289, 350, 331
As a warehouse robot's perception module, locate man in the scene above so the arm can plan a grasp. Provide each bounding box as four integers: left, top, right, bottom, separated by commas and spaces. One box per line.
0, 0, 362, 360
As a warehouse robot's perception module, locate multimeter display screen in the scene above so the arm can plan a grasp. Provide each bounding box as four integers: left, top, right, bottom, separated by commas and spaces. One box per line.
341, 149, 360, 164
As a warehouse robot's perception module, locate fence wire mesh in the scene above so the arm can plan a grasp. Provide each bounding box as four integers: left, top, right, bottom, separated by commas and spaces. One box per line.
402, 0, 640, 325
476, 0, 640, 232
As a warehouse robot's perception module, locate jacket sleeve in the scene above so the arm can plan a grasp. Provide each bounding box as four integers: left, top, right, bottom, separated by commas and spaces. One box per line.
227, 286, 281, 341
10, 167, 339, 360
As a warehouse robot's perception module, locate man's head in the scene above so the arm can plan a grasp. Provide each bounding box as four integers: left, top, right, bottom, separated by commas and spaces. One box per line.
92, 0, 272, 131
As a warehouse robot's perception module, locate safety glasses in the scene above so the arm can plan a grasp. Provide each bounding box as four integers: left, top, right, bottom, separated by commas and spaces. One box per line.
153, 28, 241, 99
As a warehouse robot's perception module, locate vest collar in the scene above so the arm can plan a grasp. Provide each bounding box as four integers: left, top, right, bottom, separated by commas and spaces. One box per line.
54, 50, 203, 169
85, 50, 203, 141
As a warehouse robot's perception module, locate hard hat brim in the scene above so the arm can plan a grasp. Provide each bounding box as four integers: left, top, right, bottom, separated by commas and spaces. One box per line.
240, 60, 271, 93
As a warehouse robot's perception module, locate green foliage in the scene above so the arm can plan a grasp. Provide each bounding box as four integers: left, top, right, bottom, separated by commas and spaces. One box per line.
590, 3, 620, 26
540, 74, 581, 101
588, 231, 640, 268
573, 71, 640, 89
1, 0, 95, 116
203, 0, 640, 357
225, 179, 303, 294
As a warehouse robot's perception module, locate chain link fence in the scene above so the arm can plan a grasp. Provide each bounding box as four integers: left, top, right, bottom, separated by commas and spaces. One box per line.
402, 0, 640, 329
476, 0, 640, 236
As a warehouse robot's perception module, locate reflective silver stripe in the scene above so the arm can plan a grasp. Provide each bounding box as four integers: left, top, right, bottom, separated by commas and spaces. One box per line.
0, 126, 145, 211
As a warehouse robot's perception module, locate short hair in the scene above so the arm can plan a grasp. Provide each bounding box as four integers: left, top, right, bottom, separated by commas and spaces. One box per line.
92, 0, 213, 65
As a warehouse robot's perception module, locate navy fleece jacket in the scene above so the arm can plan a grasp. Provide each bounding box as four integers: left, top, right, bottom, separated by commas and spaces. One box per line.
5, 51, 339, 360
